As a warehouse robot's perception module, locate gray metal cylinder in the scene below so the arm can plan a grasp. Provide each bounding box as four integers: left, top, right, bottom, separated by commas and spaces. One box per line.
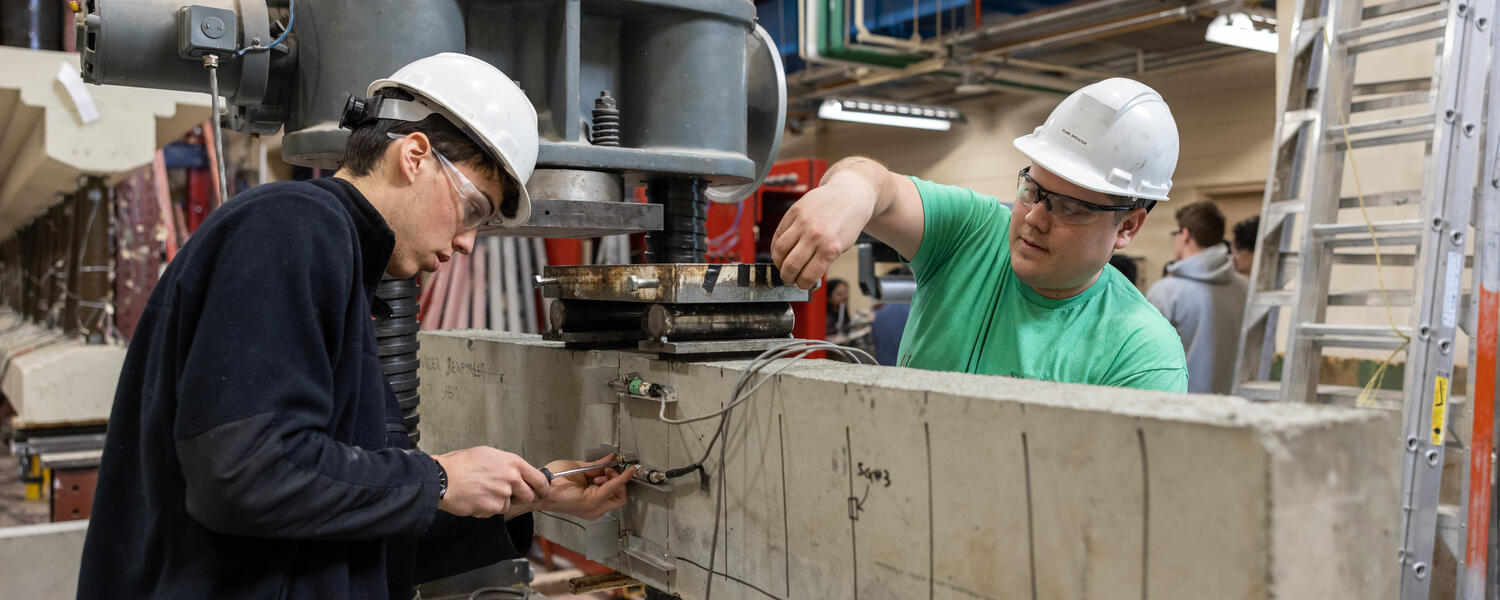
646, 302, 794, 341
281, 0, 464, 168
550, 299, 645, 333
78, 0, 245, 95
620, 11, 748, 155
2, 0, 64, 50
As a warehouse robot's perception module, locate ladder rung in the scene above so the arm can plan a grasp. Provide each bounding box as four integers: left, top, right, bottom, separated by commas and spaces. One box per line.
1352, 77, 1430, 97
1249, 289, 1414, 310
1277, 251, 1421, 273
1237, 381, 1279, 401
1312, 219, 1425, 237
1266, 199, 1305, 219
1283, 108, 1318, 128
1326, 234, 1421, 248
1338, 190, 1421, 209
1437, 505, 1462, 558
1272, 189, 1410, 216
1236, 380, 1404, 407
1351, 91, 1430, 113
1302, 323, 1412, 350
1301, 324, 1411, 338
1341, 5, 1447, 43
1347, 25, 1445, 54
1336, 129, 1433, 150
1249, 291, 1294, 311
1363, 0, 1444, 20
1331, 113, 1434, 137
1330, 289, 1414, 306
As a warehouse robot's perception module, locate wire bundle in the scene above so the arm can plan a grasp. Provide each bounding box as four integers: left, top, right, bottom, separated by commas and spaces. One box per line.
648, 339, 876, 599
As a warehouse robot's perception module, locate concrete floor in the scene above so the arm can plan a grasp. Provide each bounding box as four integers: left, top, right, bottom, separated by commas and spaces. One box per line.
0, 432, 51, 528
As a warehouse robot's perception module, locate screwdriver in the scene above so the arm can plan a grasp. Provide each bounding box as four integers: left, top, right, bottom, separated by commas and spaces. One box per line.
540, 459, 630, 483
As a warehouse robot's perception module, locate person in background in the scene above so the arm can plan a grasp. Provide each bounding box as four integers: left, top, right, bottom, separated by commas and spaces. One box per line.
1147, 202, 1247, 394
826, 278, 851, 337
870, 267, 914, 366
825, 278, 873, 349
1231, 215, 1259, 276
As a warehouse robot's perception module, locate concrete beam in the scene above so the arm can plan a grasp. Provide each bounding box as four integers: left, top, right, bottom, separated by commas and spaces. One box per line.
0, 521, 88, 599
417, 331, 1400, 599
0, 313, 123, 426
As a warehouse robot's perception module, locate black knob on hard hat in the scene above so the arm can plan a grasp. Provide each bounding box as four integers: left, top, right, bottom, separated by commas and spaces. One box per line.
339, 94, 383, 130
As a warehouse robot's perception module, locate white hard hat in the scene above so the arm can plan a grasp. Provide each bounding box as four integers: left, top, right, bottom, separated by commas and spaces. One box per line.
1013, 78, 1178, 202
367, 53, 539, 228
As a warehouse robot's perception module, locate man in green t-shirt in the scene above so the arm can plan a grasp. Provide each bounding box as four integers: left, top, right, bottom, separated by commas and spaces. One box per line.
771, 78, 1189, 392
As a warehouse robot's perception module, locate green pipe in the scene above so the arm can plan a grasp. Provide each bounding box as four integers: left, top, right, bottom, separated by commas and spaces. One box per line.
816, 0, 927, 68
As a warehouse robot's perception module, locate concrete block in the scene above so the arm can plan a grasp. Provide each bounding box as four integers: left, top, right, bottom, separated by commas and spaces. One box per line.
0, 520, 88, 600
3, 342, 124, 425
417, 331, 1401, 600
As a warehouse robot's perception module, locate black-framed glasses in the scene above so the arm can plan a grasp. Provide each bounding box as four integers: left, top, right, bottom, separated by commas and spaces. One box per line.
1016, 166, 1134, 226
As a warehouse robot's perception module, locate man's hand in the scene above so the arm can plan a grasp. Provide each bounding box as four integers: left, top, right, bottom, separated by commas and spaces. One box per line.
433, 446, 550, 518
536, 454, 637, 521
771, 169, 880, 290
771, 157, 924, 290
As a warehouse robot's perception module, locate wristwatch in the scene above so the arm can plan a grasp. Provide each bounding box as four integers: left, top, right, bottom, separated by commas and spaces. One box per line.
434, 458, 448, 499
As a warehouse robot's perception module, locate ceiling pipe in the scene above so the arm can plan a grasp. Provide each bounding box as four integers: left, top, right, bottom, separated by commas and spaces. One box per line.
969, 0, 1240, 62
852, 0, 945, 53
983, 56, 1117, 80
946, 0, 1153, 47
797, 0, 902, 73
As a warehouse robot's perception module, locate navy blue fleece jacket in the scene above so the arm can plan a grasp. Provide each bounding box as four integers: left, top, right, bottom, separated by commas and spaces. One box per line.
78, 178, 531, 599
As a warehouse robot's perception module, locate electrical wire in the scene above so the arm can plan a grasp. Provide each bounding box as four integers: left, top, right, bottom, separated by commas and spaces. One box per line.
232, 0, 295, 60
204, 56, 229, 208
1318, 27, 1411, 408
641, 339, 874, 600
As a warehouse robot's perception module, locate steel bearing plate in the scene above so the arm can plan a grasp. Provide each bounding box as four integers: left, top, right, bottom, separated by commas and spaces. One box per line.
538, 263, 810, 304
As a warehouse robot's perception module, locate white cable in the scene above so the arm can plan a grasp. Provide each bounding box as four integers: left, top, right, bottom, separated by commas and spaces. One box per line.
657, 339, 875, 424
204, 55, 229, 207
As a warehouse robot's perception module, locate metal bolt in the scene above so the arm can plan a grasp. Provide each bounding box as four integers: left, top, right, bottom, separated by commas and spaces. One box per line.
1465, 123, 1477, 137
1440, 339, 1452, 355
533, 275, 559, 289
1427, 449, 1441, 465
1458, 2, 1468, 16
201, 16, 226, 38
626, 275, 660, 292
1480, 17, 1489, 31
1452, 230, 1465, 245
1445, 109, 1456, 122
1414, 562, 1429, 579
1407, 436, 1419, 451
1419, 325, 1432, 340
1432, 217, 1444, 230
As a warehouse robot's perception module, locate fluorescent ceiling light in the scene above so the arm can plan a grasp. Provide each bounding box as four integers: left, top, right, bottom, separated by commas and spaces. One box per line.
1205, 12, 1278, 53
818, 99, 962, 131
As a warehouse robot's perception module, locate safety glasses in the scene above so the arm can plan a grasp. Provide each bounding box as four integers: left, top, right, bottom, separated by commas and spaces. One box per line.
388, 133, 497, 231
1015, 166, 1134, 226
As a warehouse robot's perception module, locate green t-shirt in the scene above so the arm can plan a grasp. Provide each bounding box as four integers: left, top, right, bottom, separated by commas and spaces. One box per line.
895, 177, 1188, 393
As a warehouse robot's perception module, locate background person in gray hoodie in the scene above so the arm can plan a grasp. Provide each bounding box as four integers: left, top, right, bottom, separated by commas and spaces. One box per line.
1147, 202, 1247, 393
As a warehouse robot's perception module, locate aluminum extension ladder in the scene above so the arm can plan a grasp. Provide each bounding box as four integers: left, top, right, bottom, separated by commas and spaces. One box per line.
1232, 0, 1500, 597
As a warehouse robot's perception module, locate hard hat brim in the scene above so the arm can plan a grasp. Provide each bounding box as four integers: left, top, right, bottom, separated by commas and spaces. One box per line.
1013, 135, 1171, 202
